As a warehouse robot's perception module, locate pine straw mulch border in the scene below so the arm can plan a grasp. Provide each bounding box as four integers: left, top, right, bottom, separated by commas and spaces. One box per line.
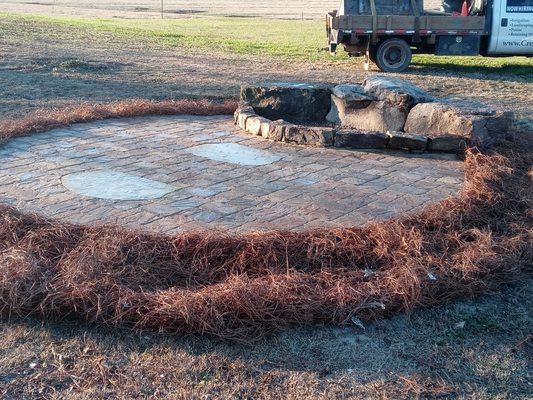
0, 99, 531, 341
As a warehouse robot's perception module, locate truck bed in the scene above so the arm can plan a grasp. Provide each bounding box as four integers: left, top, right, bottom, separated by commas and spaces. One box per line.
327, 11, 486, 35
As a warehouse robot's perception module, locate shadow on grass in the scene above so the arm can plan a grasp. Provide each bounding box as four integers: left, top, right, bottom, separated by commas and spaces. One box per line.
2, 282, 532, 400
2, 281, 530, 376
410, 58, 533, 81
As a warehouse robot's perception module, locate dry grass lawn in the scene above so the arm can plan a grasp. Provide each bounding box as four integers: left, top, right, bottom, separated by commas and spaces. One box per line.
1, 283, 531, 399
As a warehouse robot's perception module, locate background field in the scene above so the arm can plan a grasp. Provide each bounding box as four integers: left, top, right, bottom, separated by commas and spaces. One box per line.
2, 0, 443, 19
1, 12, 531, 129
0, 2, 532, 399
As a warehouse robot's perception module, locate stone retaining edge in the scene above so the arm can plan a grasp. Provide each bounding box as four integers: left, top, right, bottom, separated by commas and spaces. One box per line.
234, 106, 468, 153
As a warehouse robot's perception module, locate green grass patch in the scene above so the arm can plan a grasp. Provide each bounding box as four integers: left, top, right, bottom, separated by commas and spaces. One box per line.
0, 12, 333, 61
0, 12, 531, 74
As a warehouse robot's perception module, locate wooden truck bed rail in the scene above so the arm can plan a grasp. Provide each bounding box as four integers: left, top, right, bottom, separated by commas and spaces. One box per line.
327, 11, 486, 36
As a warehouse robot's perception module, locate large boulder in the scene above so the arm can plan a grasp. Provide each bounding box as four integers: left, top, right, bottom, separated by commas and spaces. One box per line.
338, 100, 408, 132
326, 84, 375, 124
240, 83, 332, 124
404, 101, 514, 148
363, 75, 434, 110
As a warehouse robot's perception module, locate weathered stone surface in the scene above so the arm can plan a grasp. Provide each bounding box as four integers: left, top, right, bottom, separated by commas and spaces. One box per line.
259, 120, 272, 139
245, 115, 271, 136
285, 125, 335, 147
363, 75, 434, 110
234, 103, 255, 124
428, 136, 469, 152
261, 119, 287, 141
340, 101, 408, 132
332, 84, 375, 102
387, 132, 428, 150
236, 110, 256, 130
234, 102, 254, 119
326, 84, 376, 124
405, 101, 513, 148
240, 83, 332, 124
334, 130, 389, 149
405, 102, 470, 137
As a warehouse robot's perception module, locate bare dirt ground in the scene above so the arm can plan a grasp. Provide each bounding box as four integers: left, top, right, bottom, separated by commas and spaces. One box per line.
0, 5, 532, 400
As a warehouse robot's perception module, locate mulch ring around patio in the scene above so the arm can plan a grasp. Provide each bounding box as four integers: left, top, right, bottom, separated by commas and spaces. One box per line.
0, 99, 531, 341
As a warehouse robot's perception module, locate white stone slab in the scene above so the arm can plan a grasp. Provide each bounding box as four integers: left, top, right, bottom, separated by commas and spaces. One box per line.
61, 171, 176, 200
187, 143, 281, 166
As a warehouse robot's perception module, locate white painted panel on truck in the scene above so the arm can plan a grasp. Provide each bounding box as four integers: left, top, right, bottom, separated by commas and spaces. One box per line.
488, 0, 533, 54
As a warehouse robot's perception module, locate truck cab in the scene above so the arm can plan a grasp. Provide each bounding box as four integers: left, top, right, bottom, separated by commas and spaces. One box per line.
327, 0, 533, 71
488, 0, 533, 54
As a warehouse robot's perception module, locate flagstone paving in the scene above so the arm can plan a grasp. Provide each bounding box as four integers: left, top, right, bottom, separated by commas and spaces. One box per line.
0, 115, 464, 234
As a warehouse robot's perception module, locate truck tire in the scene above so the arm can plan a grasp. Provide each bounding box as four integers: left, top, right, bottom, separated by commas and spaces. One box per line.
368, 45, 378, 63
375, 38, 412, 72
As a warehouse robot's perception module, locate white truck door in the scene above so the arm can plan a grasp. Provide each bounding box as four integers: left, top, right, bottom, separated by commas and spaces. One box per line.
488, 0, 533, 54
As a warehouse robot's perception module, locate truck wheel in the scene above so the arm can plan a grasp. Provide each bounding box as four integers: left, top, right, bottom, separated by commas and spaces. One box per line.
375, 38, 412, 72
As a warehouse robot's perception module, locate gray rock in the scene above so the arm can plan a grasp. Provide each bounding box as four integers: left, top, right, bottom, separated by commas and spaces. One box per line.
245, 115, 271, 136
334, 130, 389, 149
285, 125, 335, 147
340, 101, 408, 132
405, 101, 513, 148
387, 132, 428, 150
326, 84, 376, 124
428, 136, 469, 152
240, 83, 332, 124
234, 103, 255, 124
363, 75, 434, 110
259, 120, 272, 139
332, 84, 375, 102
236, 110, 256, 130
261, 119, 287, 141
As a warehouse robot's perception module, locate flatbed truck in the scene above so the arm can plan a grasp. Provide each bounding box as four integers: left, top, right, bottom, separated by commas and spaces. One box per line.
327, 0, 533, 71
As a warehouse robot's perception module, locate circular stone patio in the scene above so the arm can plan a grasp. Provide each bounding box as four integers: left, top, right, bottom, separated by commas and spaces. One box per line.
0, 115, 464, 234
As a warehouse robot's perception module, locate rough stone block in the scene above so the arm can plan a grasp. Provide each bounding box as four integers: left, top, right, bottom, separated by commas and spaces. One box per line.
285, 125, 335, 147
405, 101, 513, 148
240, 83, 332, 124
245, 115, 271, 136
334, 130, 389, 149
428, 136, 469, 152
260, 120, 272, 139
261, 119, 287, 141
326, 84, 376, 124
363, 75, 434, 110
236, 110, 256, 130
340, 101, 407, 132
387, 132, 428, 150
234, 103, 255, 124
472, 111, 514, 148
